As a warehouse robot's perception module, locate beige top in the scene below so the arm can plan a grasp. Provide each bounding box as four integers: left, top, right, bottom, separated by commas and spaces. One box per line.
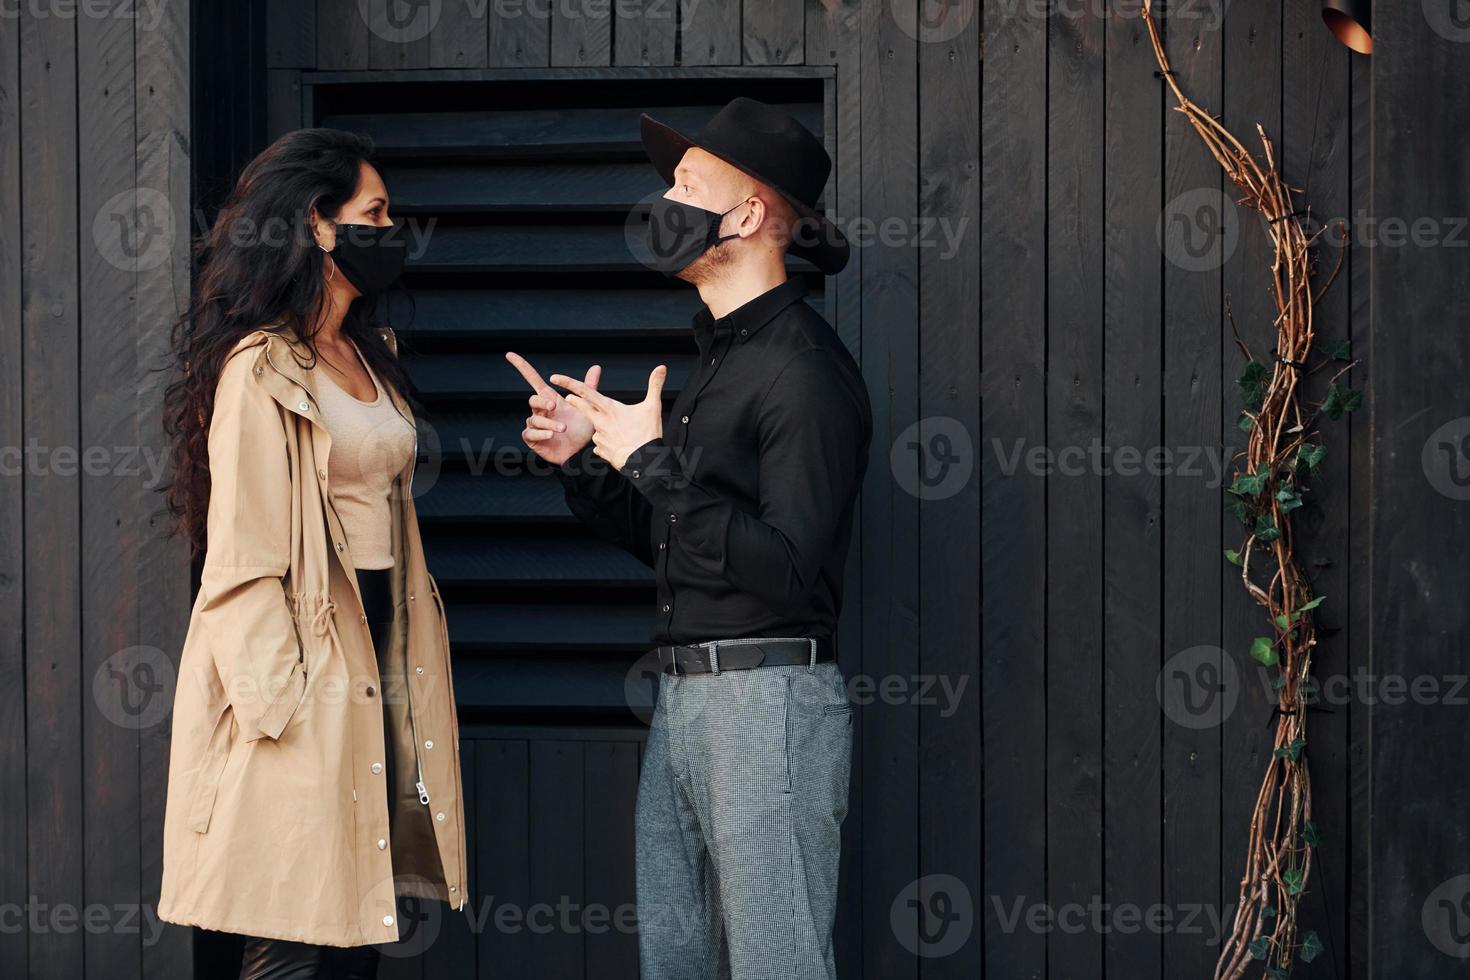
313, 340, 415, 569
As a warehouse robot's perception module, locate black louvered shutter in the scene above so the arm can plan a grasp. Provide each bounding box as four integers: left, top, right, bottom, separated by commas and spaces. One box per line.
312, 74, 829, 721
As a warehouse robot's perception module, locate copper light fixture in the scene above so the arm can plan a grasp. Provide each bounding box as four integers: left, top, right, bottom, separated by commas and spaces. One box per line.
1322, 0, 1371, 54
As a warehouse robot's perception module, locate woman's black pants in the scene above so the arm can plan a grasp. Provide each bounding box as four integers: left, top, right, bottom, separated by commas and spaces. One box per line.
237, 566, 395, 980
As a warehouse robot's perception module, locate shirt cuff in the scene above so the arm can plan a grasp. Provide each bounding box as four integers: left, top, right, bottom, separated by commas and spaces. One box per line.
622, 437, 683, 510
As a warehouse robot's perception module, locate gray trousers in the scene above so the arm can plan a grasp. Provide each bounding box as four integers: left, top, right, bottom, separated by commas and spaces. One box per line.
635, 661, 854, 980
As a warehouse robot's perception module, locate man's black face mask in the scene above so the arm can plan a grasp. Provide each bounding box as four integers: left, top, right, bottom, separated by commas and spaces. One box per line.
642, 194, 747, 277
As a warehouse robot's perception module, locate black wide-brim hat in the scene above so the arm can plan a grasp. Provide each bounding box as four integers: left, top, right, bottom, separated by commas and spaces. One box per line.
639, 97, 849, 275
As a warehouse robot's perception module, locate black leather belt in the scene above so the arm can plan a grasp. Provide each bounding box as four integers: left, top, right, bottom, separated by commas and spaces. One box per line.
654, 635, 836, 675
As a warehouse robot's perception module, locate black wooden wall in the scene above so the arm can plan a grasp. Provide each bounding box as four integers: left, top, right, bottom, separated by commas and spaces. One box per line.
3, 1, 1468, 978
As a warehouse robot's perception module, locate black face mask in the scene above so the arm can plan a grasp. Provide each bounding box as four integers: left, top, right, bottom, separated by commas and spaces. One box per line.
328, 222, 408, 296
643, 195, 747, 277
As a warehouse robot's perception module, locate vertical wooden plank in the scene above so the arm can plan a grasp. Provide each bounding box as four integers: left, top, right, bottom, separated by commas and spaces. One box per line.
980, 0, 1047, 974
583, 741, 639, 979
21, 7, 84, 979
1218, 2, 1282, 967
1282, 4, 1352, 975
318, 0, 373, 70
916, 0, 981, 976
860, 2, 919, 978
1102, 4, 1164, 977
429, 0, 489, 68
742, 0, 802, 65
488, 0, 550, 67
678, 0, 738, 66
1046, 2, 1105, 975
1345, 42, 1371, 980
528, 741, 585, 978
368, 0, 433, 69
0, 12, 26, 973
551, 0, 611, 67
79, 2, 141, 975
1160, 2, 1223, 975
268, 0, 317, 68
266, 69, 304, 140
1370, 1, 1470, 973
477, 741, 530, 978
136, 0, 193, 974
614, 0, 677, 67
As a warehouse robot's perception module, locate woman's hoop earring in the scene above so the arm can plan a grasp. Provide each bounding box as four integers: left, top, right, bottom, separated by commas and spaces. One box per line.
320, 244, 336, 284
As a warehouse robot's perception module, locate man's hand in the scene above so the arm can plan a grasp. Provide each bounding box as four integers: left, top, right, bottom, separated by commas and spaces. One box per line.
549, 366, 668, 472
507, 351, 600, 466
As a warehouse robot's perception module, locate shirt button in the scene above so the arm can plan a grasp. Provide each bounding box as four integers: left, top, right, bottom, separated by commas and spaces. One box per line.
662, 604, 671, 613
630, 469, 640, 479
681, 415, 690, 424
383, 915, 395, 928
658, 542, 666, 551
740, 328, 748, 337
377, 838, 387, 850
371, 762, 383, 774
709, 358, 717, 365
298, 400, 310, 412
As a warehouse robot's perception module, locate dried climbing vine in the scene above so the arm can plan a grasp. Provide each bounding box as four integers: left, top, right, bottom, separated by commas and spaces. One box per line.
1141, 2, 1361, 977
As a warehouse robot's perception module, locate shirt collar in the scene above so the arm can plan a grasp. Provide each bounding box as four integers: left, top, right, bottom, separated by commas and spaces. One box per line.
691, 276, 809, 352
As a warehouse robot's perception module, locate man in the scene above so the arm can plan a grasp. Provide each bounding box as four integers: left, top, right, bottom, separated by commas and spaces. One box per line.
507, 97, 871, 979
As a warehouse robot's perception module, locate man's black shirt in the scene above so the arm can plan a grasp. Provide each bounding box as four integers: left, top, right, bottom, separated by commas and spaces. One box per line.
555, 276, 872, 645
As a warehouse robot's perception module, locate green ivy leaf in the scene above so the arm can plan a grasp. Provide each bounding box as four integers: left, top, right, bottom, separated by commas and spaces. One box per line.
1300, 929, 1324, 962
1266, 968, 1291, 980
1251, 636, 1277, 666
1275, 737, 1306, 762
1299, 596, 1326, 613
1255, 514, 1281, 543
1261, 904, 1276, 921
1302, 821, 1322, 847
1323, 383, 1363, 420
1322, 337, 1351, 361
1236, 470, 1269, 497
1297, 443, 1327, 471
1277, 487, 1304, 513
1283, 866, 1305, 896
1238, 360, 1270, 409
1225, 493, 1251, 523
1248, 935, 1272, 960
1225, 548, 1244, 566
1238, 411, 1256, 433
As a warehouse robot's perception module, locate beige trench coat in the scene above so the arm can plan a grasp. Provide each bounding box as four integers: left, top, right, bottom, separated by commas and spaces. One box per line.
158, 326, 468, 948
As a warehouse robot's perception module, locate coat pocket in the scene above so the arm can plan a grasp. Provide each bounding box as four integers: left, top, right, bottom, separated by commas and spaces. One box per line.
185, 702, 237, 834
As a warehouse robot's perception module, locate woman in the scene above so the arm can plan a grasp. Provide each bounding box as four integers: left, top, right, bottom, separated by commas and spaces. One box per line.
157, 129, 467, 979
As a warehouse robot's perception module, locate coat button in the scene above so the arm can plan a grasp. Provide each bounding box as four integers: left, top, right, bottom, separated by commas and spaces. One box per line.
435, 811, 445, 822
424, 740, 433, 749
366, 686, 375, 697
681, 415, 690, 423
371, 762, 383, 774
662, 604, 671, 613
416, 666, 424, 675
409, 594, 415, 601
254, 366, 264, 375
382, 915, 394, 928
336, 542, 345, 552
318, 468, 327, 480
630, 469, 640, 479
299, 400, 310, 412
360, 614, 367, 624
377, 838, 387, 850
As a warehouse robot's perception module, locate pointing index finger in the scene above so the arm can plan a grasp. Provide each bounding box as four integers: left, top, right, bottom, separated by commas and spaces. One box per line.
505, 351, 554, 397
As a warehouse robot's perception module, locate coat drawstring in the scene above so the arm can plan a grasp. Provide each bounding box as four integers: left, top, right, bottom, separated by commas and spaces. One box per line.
288, 590, 343, 673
